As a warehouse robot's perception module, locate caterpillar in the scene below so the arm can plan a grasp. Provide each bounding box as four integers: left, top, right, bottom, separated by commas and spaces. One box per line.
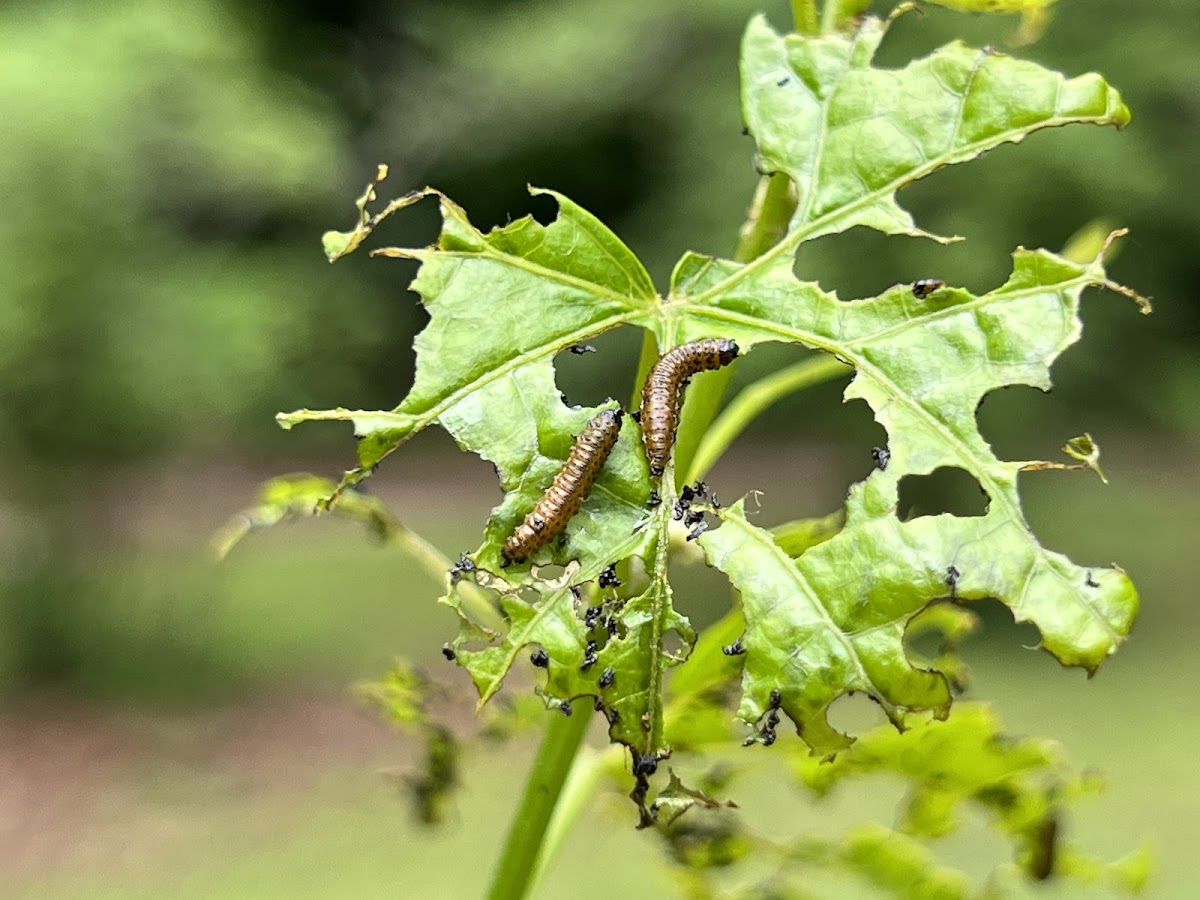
639, 338, 739, 479
501, 408, 624, 564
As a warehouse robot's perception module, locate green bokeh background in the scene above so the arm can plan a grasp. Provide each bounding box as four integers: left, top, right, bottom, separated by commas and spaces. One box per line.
1, 0, 1196, 896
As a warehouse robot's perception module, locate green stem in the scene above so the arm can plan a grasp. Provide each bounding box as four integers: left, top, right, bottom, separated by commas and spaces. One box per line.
486, 709, 592, 900
670, 173, 798, 488
387, 524, 506, 634
530, 745, 622, 886
791, 0, 820, 34
732, 173, 797, 265
685, 354, 851, 485
820, 0, 842, 34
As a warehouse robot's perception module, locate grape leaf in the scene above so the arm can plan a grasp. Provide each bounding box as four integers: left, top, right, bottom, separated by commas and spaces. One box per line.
737, 13, 1126, 245
278, 14, 1141, 770
280, 185, 656, 500
692, 238, 1142, 754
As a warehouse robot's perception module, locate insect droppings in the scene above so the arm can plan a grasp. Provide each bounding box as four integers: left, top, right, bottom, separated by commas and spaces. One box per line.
912, 278, 946, 299
598, 564, 622, 588
722, 637, 746, 656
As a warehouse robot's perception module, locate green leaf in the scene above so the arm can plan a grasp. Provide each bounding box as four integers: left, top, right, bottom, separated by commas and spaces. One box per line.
664, 606, 746, 749
355, 660, 462, 827
771, 509, 844, 557
282, 185, 656, 500
786, 703, 1146, 889
738, 14, 1127, 245
650, 769, 739, 829
838, 824, 971, 900
685, 235, 1140, 753
270, 15, 1143, 789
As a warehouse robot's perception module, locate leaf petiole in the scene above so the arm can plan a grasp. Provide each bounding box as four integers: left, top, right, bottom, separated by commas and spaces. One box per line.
686, 354, 851, 485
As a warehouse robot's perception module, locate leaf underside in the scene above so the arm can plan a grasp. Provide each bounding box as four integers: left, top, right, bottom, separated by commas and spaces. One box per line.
282, 14, 1140, 764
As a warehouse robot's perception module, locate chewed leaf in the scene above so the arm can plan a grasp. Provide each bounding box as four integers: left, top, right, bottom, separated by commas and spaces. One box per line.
282, 186, 656, 500
689, 239, 1142, 754
440, 361, 649, 572
261, 14, 1143, 803
740, 14, 1127, 245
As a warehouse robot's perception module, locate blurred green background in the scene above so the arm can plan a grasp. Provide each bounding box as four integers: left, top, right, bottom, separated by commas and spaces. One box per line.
1, 0, 1196, 896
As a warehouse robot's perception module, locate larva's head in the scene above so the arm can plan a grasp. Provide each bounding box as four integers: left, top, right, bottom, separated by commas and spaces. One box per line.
714, 339, 739, 365
595, 407, 624, 429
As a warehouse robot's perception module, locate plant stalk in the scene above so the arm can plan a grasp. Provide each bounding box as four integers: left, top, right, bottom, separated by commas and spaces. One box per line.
530, 745, 623, 886
669, 173, 798, 487
791, 0, 820, 35
485, 708, 592, 900
685, 354, 851, 485
486, 55, 804, 900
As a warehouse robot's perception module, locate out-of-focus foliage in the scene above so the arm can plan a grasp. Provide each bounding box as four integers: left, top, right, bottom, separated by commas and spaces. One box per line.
0, 0, 390, 472
356, 660, 461, 826
658, 704, 1149, 897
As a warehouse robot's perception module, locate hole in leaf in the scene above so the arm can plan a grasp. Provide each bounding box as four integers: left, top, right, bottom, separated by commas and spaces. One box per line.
702, 342, 883, 525
533, 564, 567, 584
554, 326, 642, 410
897, 467, 989, 519
825, 691, 888, 736
662, 629, 689, 663
959, 597, 1049, 664
976, 385, 1092, 463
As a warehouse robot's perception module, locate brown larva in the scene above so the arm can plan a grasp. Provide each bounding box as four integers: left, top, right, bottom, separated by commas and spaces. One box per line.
639, 338, 739, 479
501, 408, 624, 564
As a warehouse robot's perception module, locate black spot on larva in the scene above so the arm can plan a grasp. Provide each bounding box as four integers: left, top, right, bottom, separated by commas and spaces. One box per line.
871, 446, 890, 470
448, 552, 476, 584
686, 521, 709, 541
568, 344, 596, 355
531, 648, 550, 668
684, 509, 705, 527
769, 689, 782, 709
633, 753, 661, 777
581, 641, 598, 671
584, 605, 603, 628
560, 700, 573, 717
593, 697, 605, 712
1086, 570, 1099, 588
441, 643, 456, 661
647, 488, 661, 508
599, 667, 615, 688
